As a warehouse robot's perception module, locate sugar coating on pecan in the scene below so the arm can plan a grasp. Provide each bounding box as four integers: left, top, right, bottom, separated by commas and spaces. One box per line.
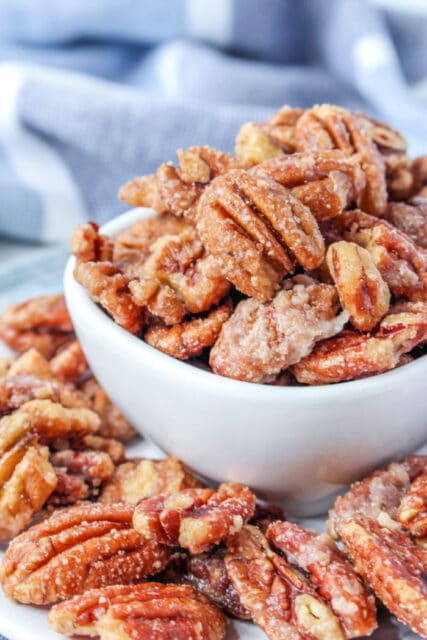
295, 104, 387, 216
326, 241, 390, 331
144, 298, 233, 360
119, 146, 241, 222
0, 437, 57, 541
133, 483, 256, 554
210, 277, 348, 383
80, 376, 136, 442
48, 582, 228, 640
267, 521, 377, 638
235, 107, 302, 166
49, 448, 115, 504
356, 114, 407, 153
71, 222, 113, 263
225, 525, 346, 640
328, 457, 427, 637
100, 456, 200, 505
0, 294, 74, 358
255, 150, 366, 222
73, 261, 144, 334
385, 200, 427, 249
130, 226, 230, 319
0, 502, 171, 604
113, 214, 191, 274
196, 169, 325, 301
338, 209, 427, 302
49, 340, 88, 383
397, 469, 427, 539
293, 302, 427, 384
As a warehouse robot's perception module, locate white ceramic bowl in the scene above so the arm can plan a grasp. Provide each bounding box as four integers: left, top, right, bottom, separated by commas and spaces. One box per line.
64, 208, 427, 515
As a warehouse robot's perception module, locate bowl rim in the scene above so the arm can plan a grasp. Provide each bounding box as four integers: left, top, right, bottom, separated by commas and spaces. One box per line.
64, 207, 427, 400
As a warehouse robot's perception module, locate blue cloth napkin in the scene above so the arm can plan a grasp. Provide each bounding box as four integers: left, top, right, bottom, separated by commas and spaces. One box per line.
0, 0, 427, 244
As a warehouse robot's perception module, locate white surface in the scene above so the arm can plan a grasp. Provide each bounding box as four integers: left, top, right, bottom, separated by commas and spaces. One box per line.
64, 208, 427, 516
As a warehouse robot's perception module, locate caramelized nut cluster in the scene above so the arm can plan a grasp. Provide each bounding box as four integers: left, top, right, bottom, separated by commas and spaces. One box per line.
72, 103, 427, 384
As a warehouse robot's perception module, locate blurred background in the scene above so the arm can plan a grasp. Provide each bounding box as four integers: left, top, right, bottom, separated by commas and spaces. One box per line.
0, 0, 426, 282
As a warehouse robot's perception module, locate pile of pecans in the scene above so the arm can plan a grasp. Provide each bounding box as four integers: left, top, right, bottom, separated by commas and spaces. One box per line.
72, 104, 427, 384
0, 294, 426, 638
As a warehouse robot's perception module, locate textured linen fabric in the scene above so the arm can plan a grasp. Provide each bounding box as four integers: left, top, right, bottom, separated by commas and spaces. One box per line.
0, 0, 427, 242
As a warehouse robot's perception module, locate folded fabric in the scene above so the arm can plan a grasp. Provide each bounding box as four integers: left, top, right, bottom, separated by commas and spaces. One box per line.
0, 0, 426, 243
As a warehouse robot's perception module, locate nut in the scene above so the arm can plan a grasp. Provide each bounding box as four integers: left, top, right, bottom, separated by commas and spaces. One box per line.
196, 169, 325, 301
397, 469, 427, 539
144, 298, 233, 360
49, 340, 88, 383
100, 457, 200, 505
80, 376, 136, 442
210, 277, 348, 383
385, 200, 427, 249
48, 582, 228, 640
133, 483, 256, 554
0, 502, 171, 604
326, 241, 390, 330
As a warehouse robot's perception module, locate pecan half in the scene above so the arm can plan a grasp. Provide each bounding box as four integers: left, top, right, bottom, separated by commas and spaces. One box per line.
397, 469, 427, 539
338, 209, 427, 301
48, 582, 228, 640
326, 241, 390, 330
293, 301, 427, 384
255, 150, 366, 222
295, 105, 387, 216
6, 347, 53, 380
0, 374, 88, 416
328, 456, 427, 637
267, 521, 377, 638
235, 107, 303, 166
0, 294, 74, 358
100, 457, 200, 505
0, 502, 171, 604
210, 277, 348, 383
119, 146, 241, 222
0, 435, 57, 541
49, 340, 88, 383
384, 200, 427, 249
133, 483, 256, 554
71, 222, 113, 263
73, 261, 144, 334
48, 449, 114, 505
144, 298, 233, 360
225, 525, 346, 640
196, 169, 325, 301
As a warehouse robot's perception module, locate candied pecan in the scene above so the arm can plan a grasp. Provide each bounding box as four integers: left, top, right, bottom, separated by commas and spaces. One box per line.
0, 374, 88, 417
210, 277, 348, 383
100, 457, 200, 505
356, 114, 407, 153
397, 469, 427, 539
235, 107, 302, 166
113, 214, 191, 273
293, 302, 427, 384
48, 468, 88, 506
144, 298, 233, 360
74, 261, 144, 333
80, 376, 136, 442
267, 521, 377, 638
133, 483, 256, 554
0, 502, 171, 604
49, 340, 88, 383
250, 501, 285, 531
0, 294, 74, 358
384, 200, 427, 249
129, 226, 230, 321
326, 241, 390, 330
0, 357, 13, 377
73, 433, 125, 464
255, 150, 366, 222
180, 548, 251, 620
295, 105, 387, 216
6, 347, 53, 380
338, 209, 427, 301
0, 399, 100, 445
0, 435, 57, 541
412, 155, 427, 195
71, 222, 113, 263
225, 525, 346, 640
119, 146, 241, 222
382, 150, 416, 200
49, 449, 114, 504
48, 582, 228, 640
328, 457, 427, 637
196, 169, 325, 301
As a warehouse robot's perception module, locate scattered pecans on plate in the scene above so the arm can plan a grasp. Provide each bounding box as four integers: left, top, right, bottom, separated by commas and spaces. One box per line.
72, 103, 427, 385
